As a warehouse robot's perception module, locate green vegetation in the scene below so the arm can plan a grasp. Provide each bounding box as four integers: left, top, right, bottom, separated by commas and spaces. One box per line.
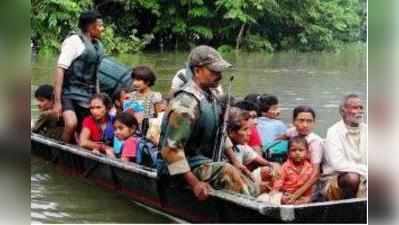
31, 0, 367, 54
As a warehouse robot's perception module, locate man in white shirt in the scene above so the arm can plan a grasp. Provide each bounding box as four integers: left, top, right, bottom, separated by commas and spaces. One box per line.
323, 94, 367, 200
53, 11, 105, 143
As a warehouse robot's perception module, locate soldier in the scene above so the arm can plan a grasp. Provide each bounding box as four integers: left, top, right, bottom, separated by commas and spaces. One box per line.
53, 10, 105, 143
159, 45, 259, 200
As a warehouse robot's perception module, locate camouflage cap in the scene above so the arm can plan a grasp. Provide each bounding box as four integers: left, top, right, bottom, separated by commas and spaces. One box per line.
188, 45, 232, 72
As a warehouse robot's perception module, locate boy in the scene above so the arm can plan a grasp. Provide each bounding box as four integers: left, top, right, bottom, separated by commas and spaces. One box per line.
271, 136, 315, 204
225, 108, 280, 193
256, 94, 287, 148
32, 84, 64, 140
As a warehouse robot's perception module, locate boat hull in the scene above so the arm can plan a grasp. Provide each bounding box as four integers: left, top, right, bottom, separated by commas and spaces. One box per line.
31, 133, 367, 223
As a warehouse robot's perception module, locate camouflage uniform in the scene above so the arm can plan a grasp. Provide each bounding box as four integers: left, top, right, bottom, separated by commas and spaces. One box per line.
159, 80, 259, 197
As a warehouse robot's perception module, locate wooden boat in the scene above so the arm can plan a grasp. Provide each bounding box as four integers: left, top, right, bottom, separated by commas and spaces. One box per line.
31, 132, 367, 223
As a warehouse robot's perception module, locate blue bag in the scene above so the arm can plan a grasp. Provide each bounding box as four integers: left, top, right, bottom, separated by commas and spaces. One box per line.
113, 137, 124, 156
263, 140, 288, 163
136, 138, 160, 168
123, 100, 144, 113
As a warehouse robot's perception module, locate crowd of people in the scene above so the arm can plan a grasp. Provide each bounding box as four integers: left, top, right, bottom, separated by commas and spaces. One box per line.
32, 10, 367, 205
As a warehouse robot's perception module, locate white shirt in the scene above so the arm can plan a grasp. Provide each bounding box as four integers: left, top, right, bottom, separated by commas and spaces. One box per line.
57, 34, 85, 69
323, 120, 367, 177
234, 144, 258, 165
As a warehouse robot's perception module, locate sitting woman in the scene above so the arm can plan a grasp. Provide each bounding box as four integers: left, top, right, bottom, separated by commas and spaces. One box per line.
113, 112, 139, 162
79, 93, 115, 158
272, 136, 316, 204
279, 105, 323, 202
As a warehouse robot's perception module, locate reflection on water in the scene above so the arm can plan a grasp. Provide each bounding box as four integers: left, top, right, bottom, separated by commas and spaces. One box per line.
31, 46, 366, 223
31, 156, 173, 224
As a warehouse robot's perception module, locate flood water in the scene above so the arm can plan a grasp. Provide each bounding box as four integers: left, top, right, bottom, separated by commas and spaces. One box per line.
31, 45, 366, 223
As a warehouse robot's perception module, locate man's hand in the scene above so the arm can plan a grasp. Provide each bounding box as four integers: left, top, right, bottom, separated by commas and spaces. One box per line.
53, 67, 65, 119
53, 102, 62, 119
183, 171, 212, 201
234, 163, 254, 182
269, 162, 281, 170
193, 181, 212, 201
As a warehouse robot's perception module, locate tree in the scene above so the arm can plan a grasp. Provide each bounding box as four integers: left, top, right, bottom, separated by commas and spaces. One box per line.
31, 0, 366, 53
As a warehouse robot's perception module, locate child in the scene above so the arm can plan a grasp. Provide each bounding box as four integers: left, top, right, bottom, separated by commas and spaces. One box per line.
113, 112, 139, 162
233, 100, 262, 154
146, 96, 168, 145
32, 84, 64, 140
225, 108, 279, 193
110, 88, 129, 116
256, 94, 287, 148
80, 93, 115, 158
154, 96, 168, 115
125, 66, 162, 125
279, 105, 323, 201
272, 136, 315, 204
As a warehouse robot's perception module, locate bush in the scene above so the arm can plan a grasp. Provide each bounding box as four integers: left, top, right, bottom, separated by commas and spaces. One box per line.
245, 34, 274, 53
218, 45, 234, 54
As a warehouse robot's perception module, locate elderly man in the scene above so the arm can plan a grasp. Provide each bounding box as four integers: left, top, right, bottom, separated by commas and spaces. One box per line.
322, 94, 367, 200
159, 45, 259, 200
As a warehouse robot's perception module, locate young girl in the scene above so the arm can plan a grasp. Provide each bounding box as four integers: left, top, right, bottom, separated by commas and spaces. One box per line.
272, 136, 315, 204
113, 112, 139, 162
125, 65, 162, 133
80, 93, 115, 158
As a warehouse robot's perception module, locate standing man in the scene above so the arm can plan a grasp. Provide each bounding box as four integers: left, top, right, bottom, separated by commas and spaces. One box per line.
53, 11, 105, 143
169, 67, 224, 98
159, 45, 259, 200
322, 94, 367, 200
